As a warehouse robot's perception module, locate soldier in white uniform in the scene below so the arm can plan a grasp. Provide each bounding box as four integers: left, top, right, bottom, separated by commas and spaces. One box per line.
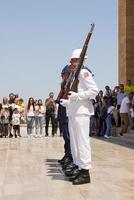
61, 49, 99, 185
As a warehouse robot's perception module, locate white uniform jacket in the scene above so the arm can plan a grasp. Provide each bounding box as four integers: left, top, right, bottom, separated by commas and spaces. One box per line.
61, 68, 99, 116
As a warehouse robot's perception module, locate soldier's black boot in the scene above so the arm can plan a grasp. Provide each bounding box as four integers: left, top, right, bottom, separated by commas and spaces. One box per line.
58, 155, 67, 164
61, 157, 73, 170
72, 169, 91, 185
65, 165, 78, 176
65, 163, 76, 174
68, 168, 81, 181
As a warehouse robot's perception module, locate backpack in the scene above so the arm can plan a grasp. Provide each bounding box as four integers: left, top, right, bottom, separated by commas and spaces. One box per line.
46, 104, 55, 114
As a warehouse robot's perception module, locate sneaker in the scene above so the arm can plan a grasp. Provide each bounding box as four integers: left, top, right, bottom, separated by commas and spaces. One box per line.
104, 135, 110, 139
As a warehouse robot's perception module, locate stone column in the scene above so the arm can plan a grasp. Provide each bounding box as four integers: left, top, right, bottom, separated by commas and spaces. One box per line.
119, 0, 134, 84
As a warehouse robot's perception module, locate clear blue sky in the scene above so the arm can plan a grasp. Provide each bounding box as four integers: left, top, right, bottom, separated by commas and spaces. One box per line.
0, 0, 118, 102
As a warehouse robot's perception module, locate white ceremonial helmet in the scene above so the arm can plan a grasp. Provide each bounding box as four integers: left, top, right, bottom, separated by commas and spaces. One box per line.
71, 48, 88, 59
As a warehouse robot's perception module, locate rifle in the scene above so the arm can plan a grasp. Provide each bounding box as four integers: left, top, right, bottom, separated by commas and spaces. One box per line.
57, 23, 95, 101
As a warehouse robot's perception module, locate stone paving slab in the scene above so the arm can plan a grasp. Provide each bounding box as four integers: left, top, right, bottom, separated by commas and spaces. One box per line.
0, 128, 134, 200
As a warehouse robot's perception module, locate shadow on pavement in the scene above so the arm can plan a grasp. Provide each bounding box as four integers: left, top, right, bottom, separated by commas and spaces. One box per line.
45, 158, 69, 182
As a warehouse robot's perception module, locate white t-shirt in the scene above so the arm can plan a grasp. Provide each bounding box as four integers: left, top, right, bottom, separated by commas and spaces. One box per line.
120, 96, 130, 113
130, 108, 134, 118
27, 106, 35, 117
2, 104, 9, 109
107, 106, 115, 114
117, 92, 127, 105
12, 113, 20, 125
35, 105, 45, 117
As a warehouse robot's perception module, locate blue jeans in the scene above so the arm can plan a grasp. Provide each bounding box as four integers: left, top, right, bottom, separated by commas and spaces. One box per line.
100, 118, 106, 136
27, 116, 35, 135
105, 114, 112, 136
35, 116, 44, 135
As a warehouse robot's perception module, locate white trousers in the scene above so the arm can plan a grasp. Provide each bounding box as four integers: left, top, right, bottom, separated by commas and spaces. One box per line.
69, 115, 91, 170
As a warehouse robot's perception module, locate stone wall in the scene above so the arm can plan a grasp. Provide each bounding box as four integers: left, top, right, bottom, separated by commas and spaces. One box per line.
119, 0, 134, 84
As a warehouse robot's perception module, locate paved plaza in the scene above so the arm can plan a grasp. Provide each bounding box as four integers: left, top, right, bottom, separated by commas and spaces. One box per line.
0, 128, 134, 200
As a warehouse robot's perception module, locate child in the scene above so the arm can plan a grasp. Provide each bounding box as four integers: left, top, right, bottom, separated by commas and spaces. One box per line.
18, 99, 25, 123
12, 108, 21, 138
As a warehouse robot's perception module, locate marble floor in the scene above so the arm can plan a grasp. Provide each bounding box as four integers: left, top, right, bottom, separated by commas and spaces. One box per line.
0, 128, 134, 200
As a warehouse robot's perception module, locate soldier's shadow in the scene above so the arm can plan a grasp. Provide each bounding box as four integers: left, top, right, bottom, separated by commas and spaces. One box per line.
45, 158, 69, 182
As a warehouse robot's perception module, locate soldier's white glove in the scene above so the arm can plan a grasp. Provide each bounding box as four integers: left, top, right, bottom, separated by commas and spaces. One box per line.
68, 91, 79, 101
60, 99, 70, 107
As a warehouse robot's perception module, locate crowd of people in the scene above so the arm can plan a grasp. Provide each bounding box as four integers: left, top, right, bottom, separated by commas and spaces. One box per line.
0, 80, 134, 139
0, 92, 59, 138
90, 81, 134, 138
